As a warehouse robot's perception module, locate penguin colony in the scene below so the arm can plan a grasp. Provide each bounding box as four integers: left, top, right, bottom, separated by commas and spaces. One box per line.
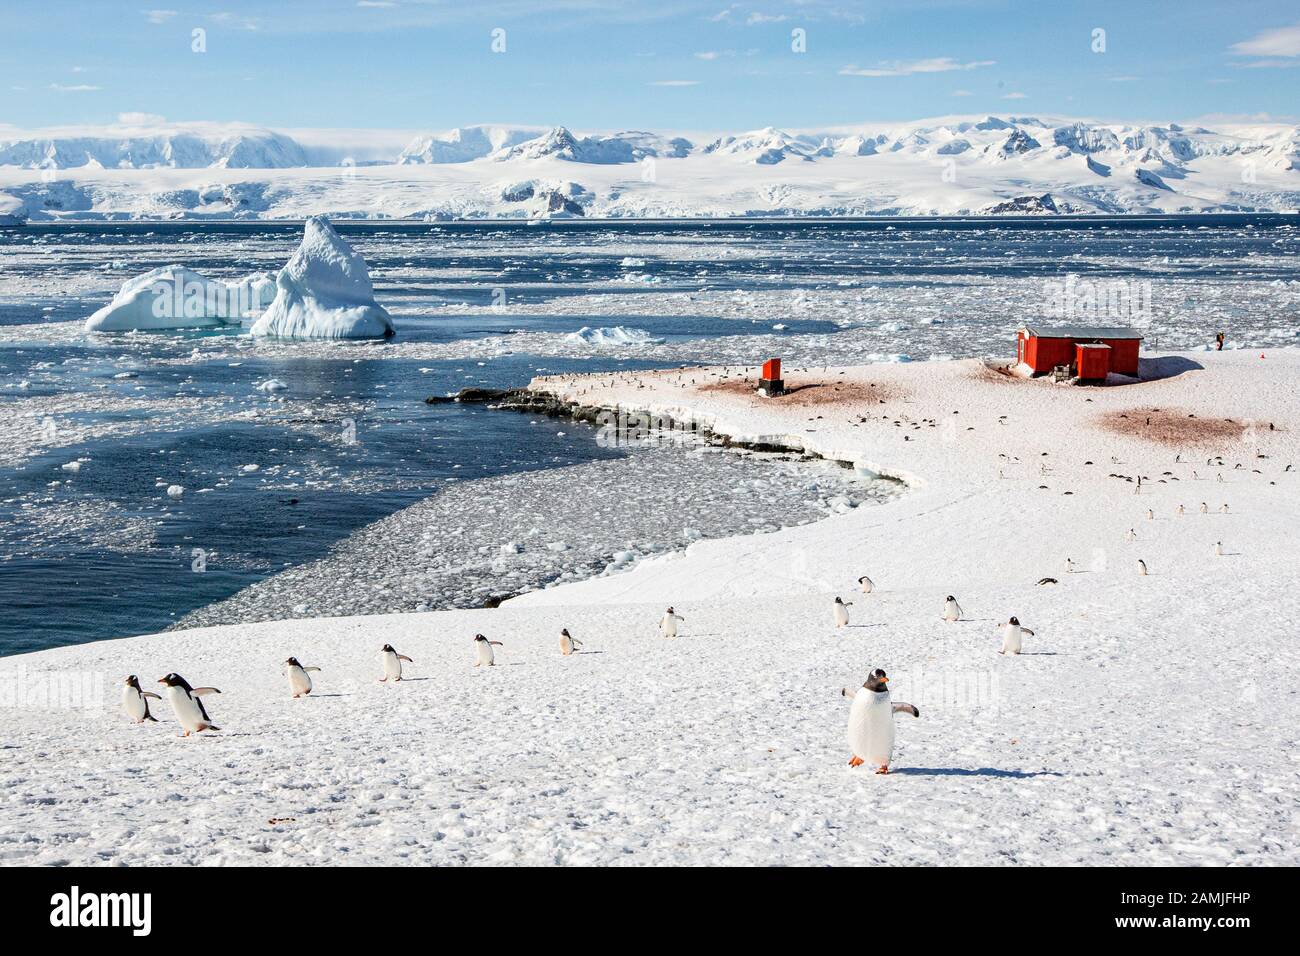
120, 372, 1274, 775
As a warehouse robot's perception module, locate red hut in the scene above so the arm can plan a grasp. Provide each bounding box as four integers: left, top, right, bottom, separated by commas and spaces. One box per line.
1016, 326, 1143, 378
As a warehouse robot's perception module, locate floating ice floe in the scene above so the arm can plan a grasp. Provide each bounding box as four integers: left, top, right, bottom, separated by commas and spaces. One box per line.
84, 266, 276, 332
166, 484, 184, 499
255, 378, 289, 393
563, 325, 665, 346
250, 216, 395, 340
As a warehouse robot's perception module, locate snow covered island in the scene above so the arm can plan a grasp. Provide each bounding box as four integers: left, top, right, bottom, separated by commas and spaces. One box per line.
2, 351, 1296, 865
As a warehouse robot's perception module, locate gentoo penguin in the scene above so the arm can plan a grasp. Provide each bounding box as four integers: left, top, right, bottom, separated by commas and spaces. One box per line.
942, 595, 963, 622
559, 628, 583, 656
380, 644, 412, 682
833, 596, 852, 628
284, 657, 320, 698
842, 669, 919, 774
1137, 558, 1148, 576
122, 675, 160, 724
857, 575, 874, 594
1200, 502, 1209, 514
1146, 509, 1154, 521
156, 673, 220, 736
1066, 557, 1077, 573
1000, 617, 1034, 655
659, 607, 684, 639
1124, 528, 1137, 542
1213, 541, 1223, 557
1221, 503, 1230, 514
474, 634, 504, 667
1177, 504, 1185, 516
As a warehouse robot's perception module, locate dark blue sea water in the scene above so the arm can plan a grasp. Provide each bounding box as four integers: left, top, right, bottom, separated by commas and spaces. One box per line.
0, 216, 1295, 654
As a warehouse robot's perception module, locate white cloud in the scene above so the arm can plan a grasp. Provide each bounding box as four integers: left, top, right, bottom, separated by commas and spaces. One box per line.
117, 112, 166, 125
839, 57, 996, 78
747, 13, 787, 25
695, 51, 721, 60
1001, 91, 1027, 100
357, 1, 397, 6
952, 89, 973, 97
650, 80, 701, 87
142, 9, 177, 24
1229, 23, 1300, 57
50, 83, 101, 92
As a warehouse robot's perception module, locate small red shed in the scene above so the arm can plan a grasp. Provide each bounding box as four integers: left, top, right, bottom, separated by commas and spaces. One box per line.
1075, 343, 1111, 382
1016, 325, 1143, 377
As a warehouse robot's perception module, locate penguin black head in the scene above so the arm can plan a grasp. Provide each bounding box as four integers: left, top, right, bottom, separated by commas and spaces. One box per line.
474, 634, 487, 642
158, 672, 190, 689
865, 669, 889, 692
1009, 616, 1020, 626
946, 595, 956, 602
666, 606, 674, 614
125, 675, 142, 690
561, 628, 570, 637
285, 656, 301, 667
835, 596, 844, 604
382, 644, 395, 653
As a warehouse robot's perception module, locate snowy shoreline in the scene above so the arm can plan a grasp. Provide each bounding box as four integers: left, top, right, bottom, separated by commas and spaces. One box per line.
2, 351, 1297, 865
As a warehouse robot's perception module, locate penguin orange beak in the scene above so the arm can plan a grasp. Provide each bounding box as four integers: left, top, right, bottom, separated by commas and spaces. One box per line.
880, 676, 889, 683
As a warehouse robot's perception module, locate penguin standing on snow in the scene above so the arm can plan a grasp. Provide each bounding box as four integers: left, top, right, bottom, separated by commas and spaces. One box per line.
842, 669, 919, 774
659, 607, 684, 639
857, 575, 874, 594
559, 628, 583, 656
999, 617, 1034, 655
474, 634, 504, 667
122, 675, 160, 724
157, 673, 221, 736
833, 596, 852, 628
942, 595, 963, 622
284, 657, 320, 698
380, 644, 412, 682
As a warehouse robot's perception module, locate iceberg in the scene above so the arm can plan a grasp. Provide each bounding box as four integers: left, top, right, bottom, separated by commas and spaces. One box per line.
563, 326, 665, 346
250, 217, 395, 340
84, 266, 276, 332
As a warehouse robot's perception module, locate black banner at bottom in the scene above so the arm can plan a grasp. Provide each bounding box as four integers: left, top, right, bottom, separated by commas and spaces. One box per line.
0, 865, 1276, 940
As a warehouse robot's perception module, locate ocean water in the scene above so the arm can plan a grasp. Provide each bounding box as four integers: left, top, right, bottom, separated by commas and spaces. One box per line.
1, 217, 1295, 654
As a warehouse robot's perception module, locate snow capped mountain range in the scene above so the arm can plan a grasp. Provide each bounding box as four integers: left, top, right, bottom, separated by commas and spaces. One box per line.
1, 115, 1297, 220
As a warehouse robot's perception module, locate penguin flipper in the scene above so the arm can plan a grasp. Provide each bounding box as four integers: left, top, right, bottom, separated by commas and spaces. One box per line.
892, 702, 920, 717
305, 666, 321, 672
191, 687, 221, 696
397, 655, 413, 662
1022, 628, 1035, 636
141, 691, 162, 700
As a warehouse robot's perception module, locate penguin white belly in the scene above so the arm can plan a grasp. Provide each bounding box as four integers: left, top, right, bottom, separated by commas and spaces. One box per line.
833, 604, 849, 627
847, 689, 895, 767
382, 651, 402, 680
1001, 625, 1022, 655
660, 616, 677, 639
165, 686, 208, 733
476, 642, 495, 666
288, 665, 313, 696
122, 686, 147, 721
560, 635, 574, 656
944, 601, 961, 621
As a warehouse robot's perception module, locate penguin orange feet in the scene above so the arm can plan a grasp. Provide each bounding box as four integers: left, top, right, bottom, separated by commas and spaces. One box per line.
848, 755, 864, 767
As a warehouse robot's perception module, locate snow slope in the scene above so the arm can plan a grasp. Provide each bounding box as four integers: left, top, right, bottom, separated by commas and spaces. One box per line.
1, 115, 1297, 220
1, 350, 1296, 865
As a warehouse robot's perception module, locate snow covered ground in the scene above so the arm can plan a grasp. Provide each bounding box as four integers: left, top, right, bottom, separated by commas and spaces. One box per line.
2, 349, 1295, 865
2, 115, 1298, 220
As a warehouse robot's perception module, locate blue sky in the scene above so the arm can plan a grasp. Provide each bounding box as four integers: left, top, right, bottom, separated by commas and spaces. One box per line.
3, 0, 1299, 130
